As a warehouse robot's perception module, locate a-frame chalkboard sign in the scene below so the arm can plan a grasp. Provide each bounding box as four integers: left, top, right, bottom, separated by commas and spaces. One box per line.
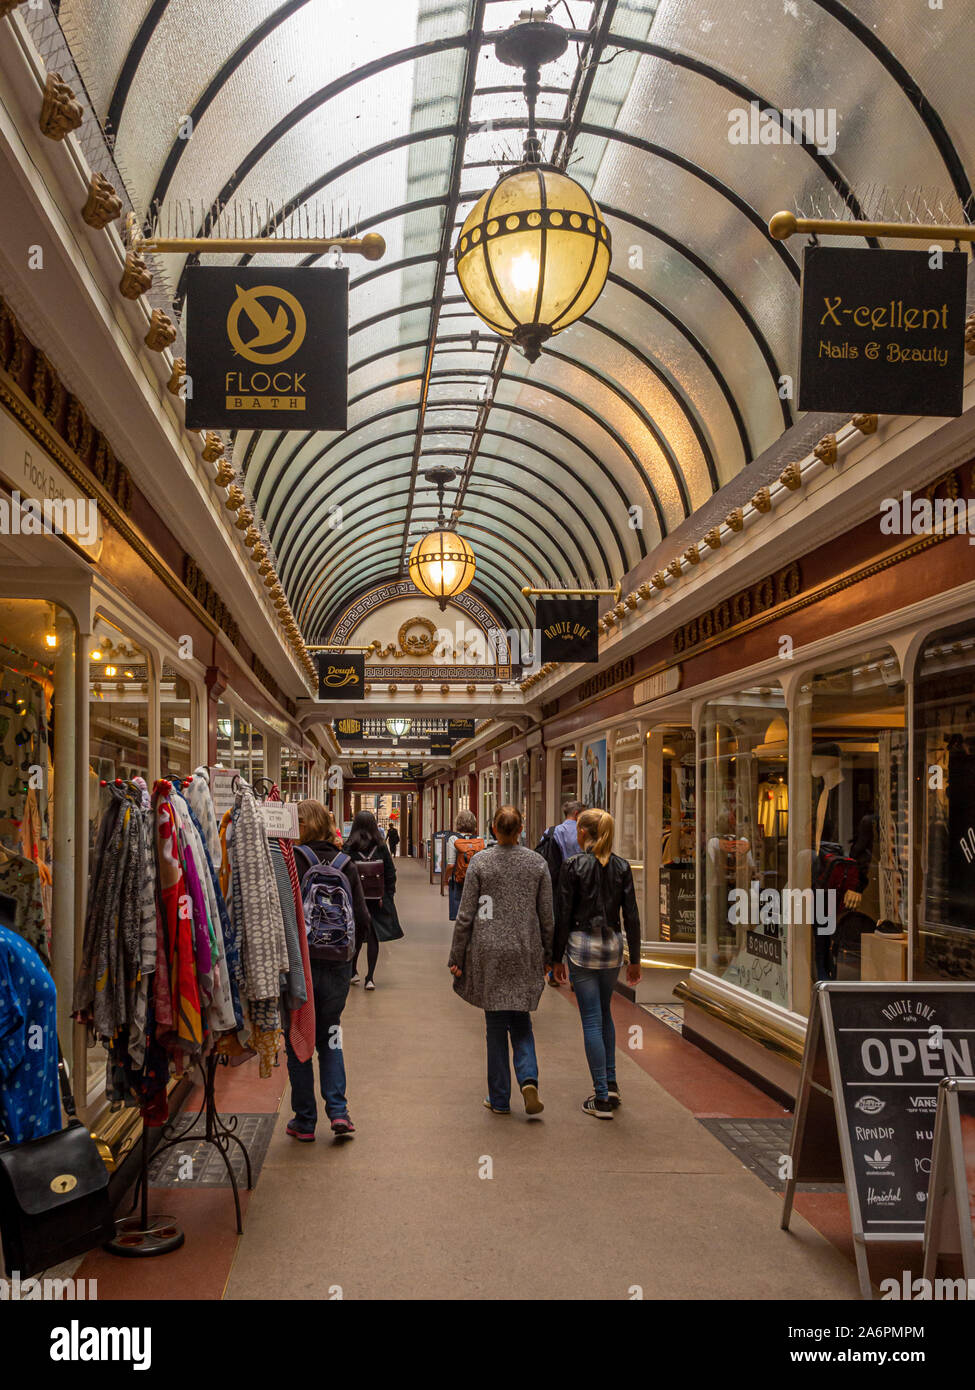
922, 1077, 975, 1287
782, 981, 975, 1299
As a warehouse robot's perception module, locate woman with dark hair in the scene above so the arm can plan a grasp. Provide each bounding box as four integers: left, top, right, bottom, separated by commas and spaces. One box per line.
554, 809, 641, 1119
344, 809, 402, 989
448, 805, 553, 1117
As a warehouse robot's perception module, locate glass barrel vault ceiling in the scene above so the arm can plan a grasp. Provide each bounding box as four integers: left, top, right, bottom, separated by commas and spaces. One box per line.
55, 0, 975, 638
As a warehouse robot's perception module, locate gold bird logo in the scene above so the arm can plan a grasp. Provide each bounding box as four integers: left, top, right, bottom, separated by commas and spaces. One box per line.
226, 283, 306, 364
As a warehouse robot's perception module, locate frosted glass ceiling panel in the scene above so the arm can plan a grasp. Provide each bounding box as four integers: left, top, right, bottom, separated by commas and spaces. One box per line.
56, 0, 156, 116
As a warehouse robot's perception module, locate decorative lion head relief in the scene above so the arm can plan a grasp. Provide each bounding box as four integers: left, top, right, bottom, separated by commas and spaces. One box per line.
39, 72, 83, 141
82, 173, 123, 229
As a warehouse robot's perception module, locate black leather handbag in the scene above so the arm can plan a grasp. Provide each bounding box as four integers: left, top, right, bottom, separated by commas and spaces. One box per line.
0, 1046, 116, 1277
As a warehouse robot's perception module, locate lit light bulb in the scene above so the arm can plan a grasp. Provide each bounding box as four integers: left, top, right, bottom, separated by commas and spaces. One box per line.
90, 649, 102, 661
104, 666, 117, 677
510, 250, 540, 295
124, 670, 134, 679
45, 632, 58, 649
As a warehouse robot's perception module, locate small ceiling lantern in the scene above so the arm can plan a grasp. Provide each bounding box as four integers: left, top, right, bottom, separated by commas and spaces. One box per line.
453, 12, 611, 362
386, 718, 411, 741
408, 466, 476, 611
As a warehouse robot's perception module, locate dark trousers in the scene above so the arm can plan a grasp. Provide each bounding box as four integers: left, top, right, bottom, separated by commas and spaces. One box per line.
285, 958, 353, 1130
484, 1010, 539, 1110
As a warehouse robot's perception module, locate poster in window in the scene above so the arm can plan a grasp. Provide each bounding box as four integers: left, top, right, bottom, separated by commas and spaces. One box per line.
582, 737, 607, 808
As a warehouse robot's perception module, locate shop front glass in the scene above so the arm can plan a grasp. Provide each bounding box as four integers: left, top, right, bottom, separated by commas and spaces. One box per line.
914, 620, 975, 983
87, 619, 152, 1098
0, 597, 72, 977
612, 725, 644, 932
793, 649, 907, 1009
652, 726, 697, 946
559, 747, 577, 806
89, 618, 151, 802
160, 662, 195, 778
700, 686, 789, 1007
581, 733, 609, 809
216, 700, 233, 767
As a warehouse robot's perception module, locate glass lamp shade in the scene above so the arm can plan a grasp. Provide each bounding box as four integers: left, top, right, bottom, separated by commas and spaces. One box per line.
386, 718, 411, 739
454, 165, 611, 361
408, 528, 476, 611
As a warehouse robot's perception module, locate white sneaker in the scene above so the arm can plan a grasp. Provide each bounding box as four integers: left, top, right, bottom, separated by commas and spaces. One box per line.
364, 980, 376, 991
350, 973, 361, 986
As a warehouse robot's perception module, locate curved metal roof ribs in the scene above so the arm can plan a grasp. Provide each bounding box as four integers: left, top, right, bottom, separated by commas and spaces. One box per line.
55, 0, 975, 661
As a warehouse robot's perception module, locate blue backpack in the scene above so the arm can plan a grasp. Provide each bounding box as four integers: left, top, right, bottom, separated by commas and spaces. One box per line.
295, 847, 356, 961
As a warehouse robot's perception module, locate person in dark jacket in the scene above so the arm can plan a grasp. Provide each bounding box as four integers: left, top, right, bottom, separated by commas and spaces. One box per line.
386, 822, 400, 856
286, 799, 371, 1141
345, 809, 403, 989
554, 809, 641, 1119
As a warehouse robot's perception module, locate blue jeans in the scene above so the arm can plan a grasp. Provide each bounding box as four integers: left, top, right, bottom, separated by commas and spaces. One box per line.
285, 959, 353, 1130
448, 877, 463, 920
484, 1011, 538, 1111
568, 963, 618, 1101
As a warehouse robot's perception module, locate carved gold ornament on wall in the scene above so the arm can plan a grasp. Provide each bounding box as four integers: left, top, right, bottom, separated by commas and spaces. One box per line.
39, 73, 83, 141
82, 173, 122, 229
398, 616, 437, 656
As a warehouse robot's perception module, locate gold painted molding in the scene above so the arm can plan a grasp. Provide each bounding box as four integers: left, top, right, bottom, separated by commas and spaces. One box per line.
674, 979, 804, 1064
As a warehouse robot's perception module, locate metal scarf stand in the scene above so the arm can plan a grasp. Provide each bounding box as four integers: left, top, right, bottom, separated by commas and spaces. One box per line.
105, 774, 253, 1255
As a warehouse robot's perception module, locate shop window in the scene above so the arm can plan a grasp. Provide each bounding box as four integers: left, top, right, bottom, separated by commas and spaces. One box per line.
0, 598, 71, 975
650, 727, 696, 946
216, 701, 233, 767
87, 616, 151, 1101
794, 650, 907, 1002
89, 618, 151, 809
559, 747, 577, 805
914, 621, 975, 982
251, 725, 265, 786
612, 725, 644, 935
700, 687, 789, 1007
160, 662, 194, 778
233, 715, 251, 780
581, 735, 608, 808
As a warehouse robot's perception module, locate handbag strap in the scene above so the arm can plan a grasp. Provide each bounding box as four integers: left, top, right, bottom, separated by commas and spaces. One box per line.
56, 1040, 77, 1119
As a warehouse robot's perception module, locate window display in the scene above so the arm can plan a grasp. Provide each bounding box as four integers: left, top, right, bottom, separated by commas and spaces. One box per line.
793, 650, 907, 1000
0, 598, 67, 972
914, 620, 975, 982
612, 725, 644, 933
654, 727, 696, 946
700, 687, 789, 1007
559, 747, 577, 805
160, 662, 195, 777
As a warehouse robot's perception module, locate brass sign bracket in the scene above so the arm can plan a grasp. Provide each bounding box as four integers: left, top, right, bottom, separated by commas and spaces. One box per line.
769, 211, 975, 244
521, 581, 623, 602
124, 213, 386, 261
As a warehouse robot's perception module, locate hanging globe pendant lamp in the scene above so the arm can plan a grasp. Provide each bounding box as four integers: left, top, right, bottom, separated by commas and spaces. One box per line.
453, 13, 611, 362
408, 466, 476, 612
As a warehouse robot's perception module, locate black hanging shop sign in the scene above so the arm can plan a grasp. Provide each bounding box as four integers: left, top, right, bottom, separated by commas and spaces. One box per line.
333, 717, 363, 743
406, 762, 424, 780
350, 761, 369, 778
797, 246, 968, 417
536, 597, 599, 664
318, 653, 364, 701
447, 718, 475, 738
429, 736, 452, 757
184, 266, 349, 431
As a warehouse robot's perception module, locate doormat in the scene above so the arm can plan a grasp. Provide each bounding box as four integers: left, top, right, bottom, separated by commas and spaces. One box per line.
641, 1003, 684, 1035
697, 1116, 844, 1193
147, 1113, 276, 1188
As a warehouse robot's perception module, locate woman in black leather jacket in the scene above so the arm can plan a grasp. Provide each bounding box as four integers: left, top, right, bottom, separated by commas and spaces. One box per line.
554, 809, 641, 1119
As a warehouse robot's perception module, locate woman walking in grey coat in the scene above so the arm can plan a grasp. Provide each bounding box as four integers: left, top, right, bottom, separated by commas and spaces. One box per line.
448, 805, 554, 1117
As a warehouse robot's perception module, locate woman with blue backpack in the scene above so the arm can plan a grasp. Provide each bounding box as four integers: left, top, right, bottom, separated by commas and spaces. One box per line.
344, 809, 403, 989
286, 799, 371, 1141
